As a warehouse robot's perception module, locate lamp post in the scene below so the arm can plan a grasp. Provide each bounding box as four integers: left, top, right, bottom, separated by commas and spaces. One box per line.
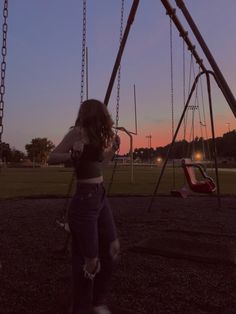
146, 134, 152, 164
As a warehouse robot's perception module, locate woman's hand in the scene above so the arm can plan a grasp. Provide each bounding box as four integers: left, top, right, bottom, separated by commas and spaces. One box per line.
103, 134, 120, 162
83, 257, 100, 279
112, 134, 120, 151
71, 141, 84, 161
110, 238, 120, 261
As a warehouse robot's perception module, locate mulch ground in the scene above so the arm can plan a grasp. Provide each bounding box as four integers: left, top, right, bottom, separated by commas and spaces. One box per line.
1, 195, 236, 314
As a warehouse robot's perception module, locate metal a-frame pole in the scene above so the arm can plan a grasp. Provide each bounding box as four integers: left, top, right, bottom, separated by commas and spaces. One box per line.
205, 72, 221, 208
175, 0, 236, 118
104, 0, 140, 106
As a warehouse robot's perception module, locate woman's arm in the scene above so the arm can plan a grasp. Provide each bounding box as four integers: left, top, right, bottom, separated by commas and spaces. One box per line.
48, 127, 84, 165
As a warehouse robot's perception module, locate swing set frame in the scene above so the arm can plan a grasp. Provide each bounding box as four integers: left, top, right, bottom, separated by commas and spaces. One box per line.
147, 0, 236, 211
148, 70, 221, 211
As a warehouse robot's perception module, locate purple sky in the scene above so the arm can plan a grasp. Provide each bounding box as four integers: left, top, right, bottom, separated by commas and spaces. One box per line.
2, 0, 236, 154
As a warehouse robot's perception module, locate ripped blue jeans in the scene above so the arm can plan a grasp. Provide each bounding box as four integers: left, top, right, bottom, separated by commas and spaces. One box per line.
68, 182, 117, 314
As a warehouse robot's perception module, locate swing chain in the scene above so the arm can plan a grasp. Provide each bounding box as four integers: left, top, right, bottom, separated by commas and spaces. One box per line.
0, 0, 8, 147
169, 18, 174, 139
107, 0, 124, 195
115, 0, 124, 130
80, 0, 86, 105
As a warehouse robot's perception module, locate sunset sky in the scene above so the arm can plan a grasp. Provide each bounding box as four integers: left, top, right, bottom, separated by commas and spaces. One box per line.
2, 0, 236, 154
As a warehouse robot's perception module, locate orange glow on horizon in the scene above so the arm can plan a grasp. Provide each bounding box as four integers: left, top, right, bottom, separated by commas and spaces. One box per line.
118, 122, 236, 155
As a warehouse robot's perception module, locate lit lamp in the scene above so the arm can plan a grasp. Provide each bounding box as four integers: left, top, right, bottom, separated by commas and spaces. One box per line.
156, 157, 162, 163
194, 152, 202, 161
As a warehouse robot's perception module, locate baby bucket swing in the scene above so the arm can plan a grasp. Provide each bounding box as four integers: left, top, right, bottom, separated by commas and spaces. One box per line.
179, 66, 217, 195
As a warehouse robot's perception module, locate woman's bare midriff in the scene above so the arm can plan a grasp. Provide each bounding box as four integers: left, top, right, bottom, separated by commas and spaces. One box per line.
76, 176, 103, 184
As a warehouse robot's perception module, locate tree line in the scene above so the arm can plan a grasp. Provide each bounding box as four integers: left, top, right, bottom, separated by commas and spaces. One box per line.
131, 130, 236, 162
0, 138, 54, 164
0, 130, 235, 164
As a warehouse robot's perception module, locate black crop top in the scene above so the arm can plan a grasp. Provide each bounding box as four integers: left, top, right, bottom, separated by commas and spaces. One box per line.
74, 144, 104, 179
79, 144, 104, 162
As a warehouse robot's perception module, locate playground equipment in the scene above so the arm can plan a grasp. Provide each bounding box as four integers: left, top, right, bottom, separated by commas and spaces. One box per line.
2, 1, 236, 209
148, 0, 236, 211
182, 158, 216, 194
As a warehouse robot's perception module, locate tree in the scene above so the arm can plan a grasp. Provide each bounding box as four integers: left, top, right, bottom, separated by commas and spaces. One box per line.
0, 142, 11, 162
25, 138, 55, 164
221, 130, 236, 157
0, 142, 26, 163
11, 149, 26, 162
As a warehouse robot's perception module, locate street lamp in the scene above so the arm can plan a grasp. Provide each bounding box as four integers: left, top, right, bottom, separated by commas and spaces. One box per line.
194, 151, 203, 161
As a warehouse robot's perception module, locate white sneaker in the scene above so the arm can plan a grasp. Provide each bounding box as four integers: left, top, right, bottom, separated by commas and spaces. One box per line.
93, 305, 111, 314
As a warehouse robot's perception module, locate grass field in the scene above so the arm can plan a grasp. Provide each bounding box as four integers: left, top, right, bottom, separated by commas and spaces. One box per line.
0, 164, 235, 199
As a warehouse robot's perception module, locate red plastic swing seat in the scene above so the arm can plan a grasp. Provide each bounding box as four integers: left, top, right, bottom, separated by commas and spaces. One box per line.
181, 158, 216, 194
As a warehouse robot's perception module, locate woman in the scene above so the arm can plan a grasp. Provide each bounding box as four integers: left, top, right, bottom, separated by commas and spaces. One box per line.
48, 99, 120, 314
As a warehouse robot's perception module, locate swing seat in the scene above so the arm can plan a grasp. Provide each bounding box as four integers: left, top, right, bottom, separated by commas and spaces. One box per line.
181, 158, 216, 194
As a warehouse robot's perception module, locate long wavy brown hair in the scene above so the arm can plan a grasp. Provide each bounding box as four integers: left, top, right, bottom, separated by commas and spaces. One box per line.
75, 99, 114, 148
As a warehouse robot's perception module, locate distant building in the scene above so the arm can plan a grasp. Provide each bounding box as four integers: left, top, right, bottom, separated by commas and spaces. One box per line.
113, 156, 131, 163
